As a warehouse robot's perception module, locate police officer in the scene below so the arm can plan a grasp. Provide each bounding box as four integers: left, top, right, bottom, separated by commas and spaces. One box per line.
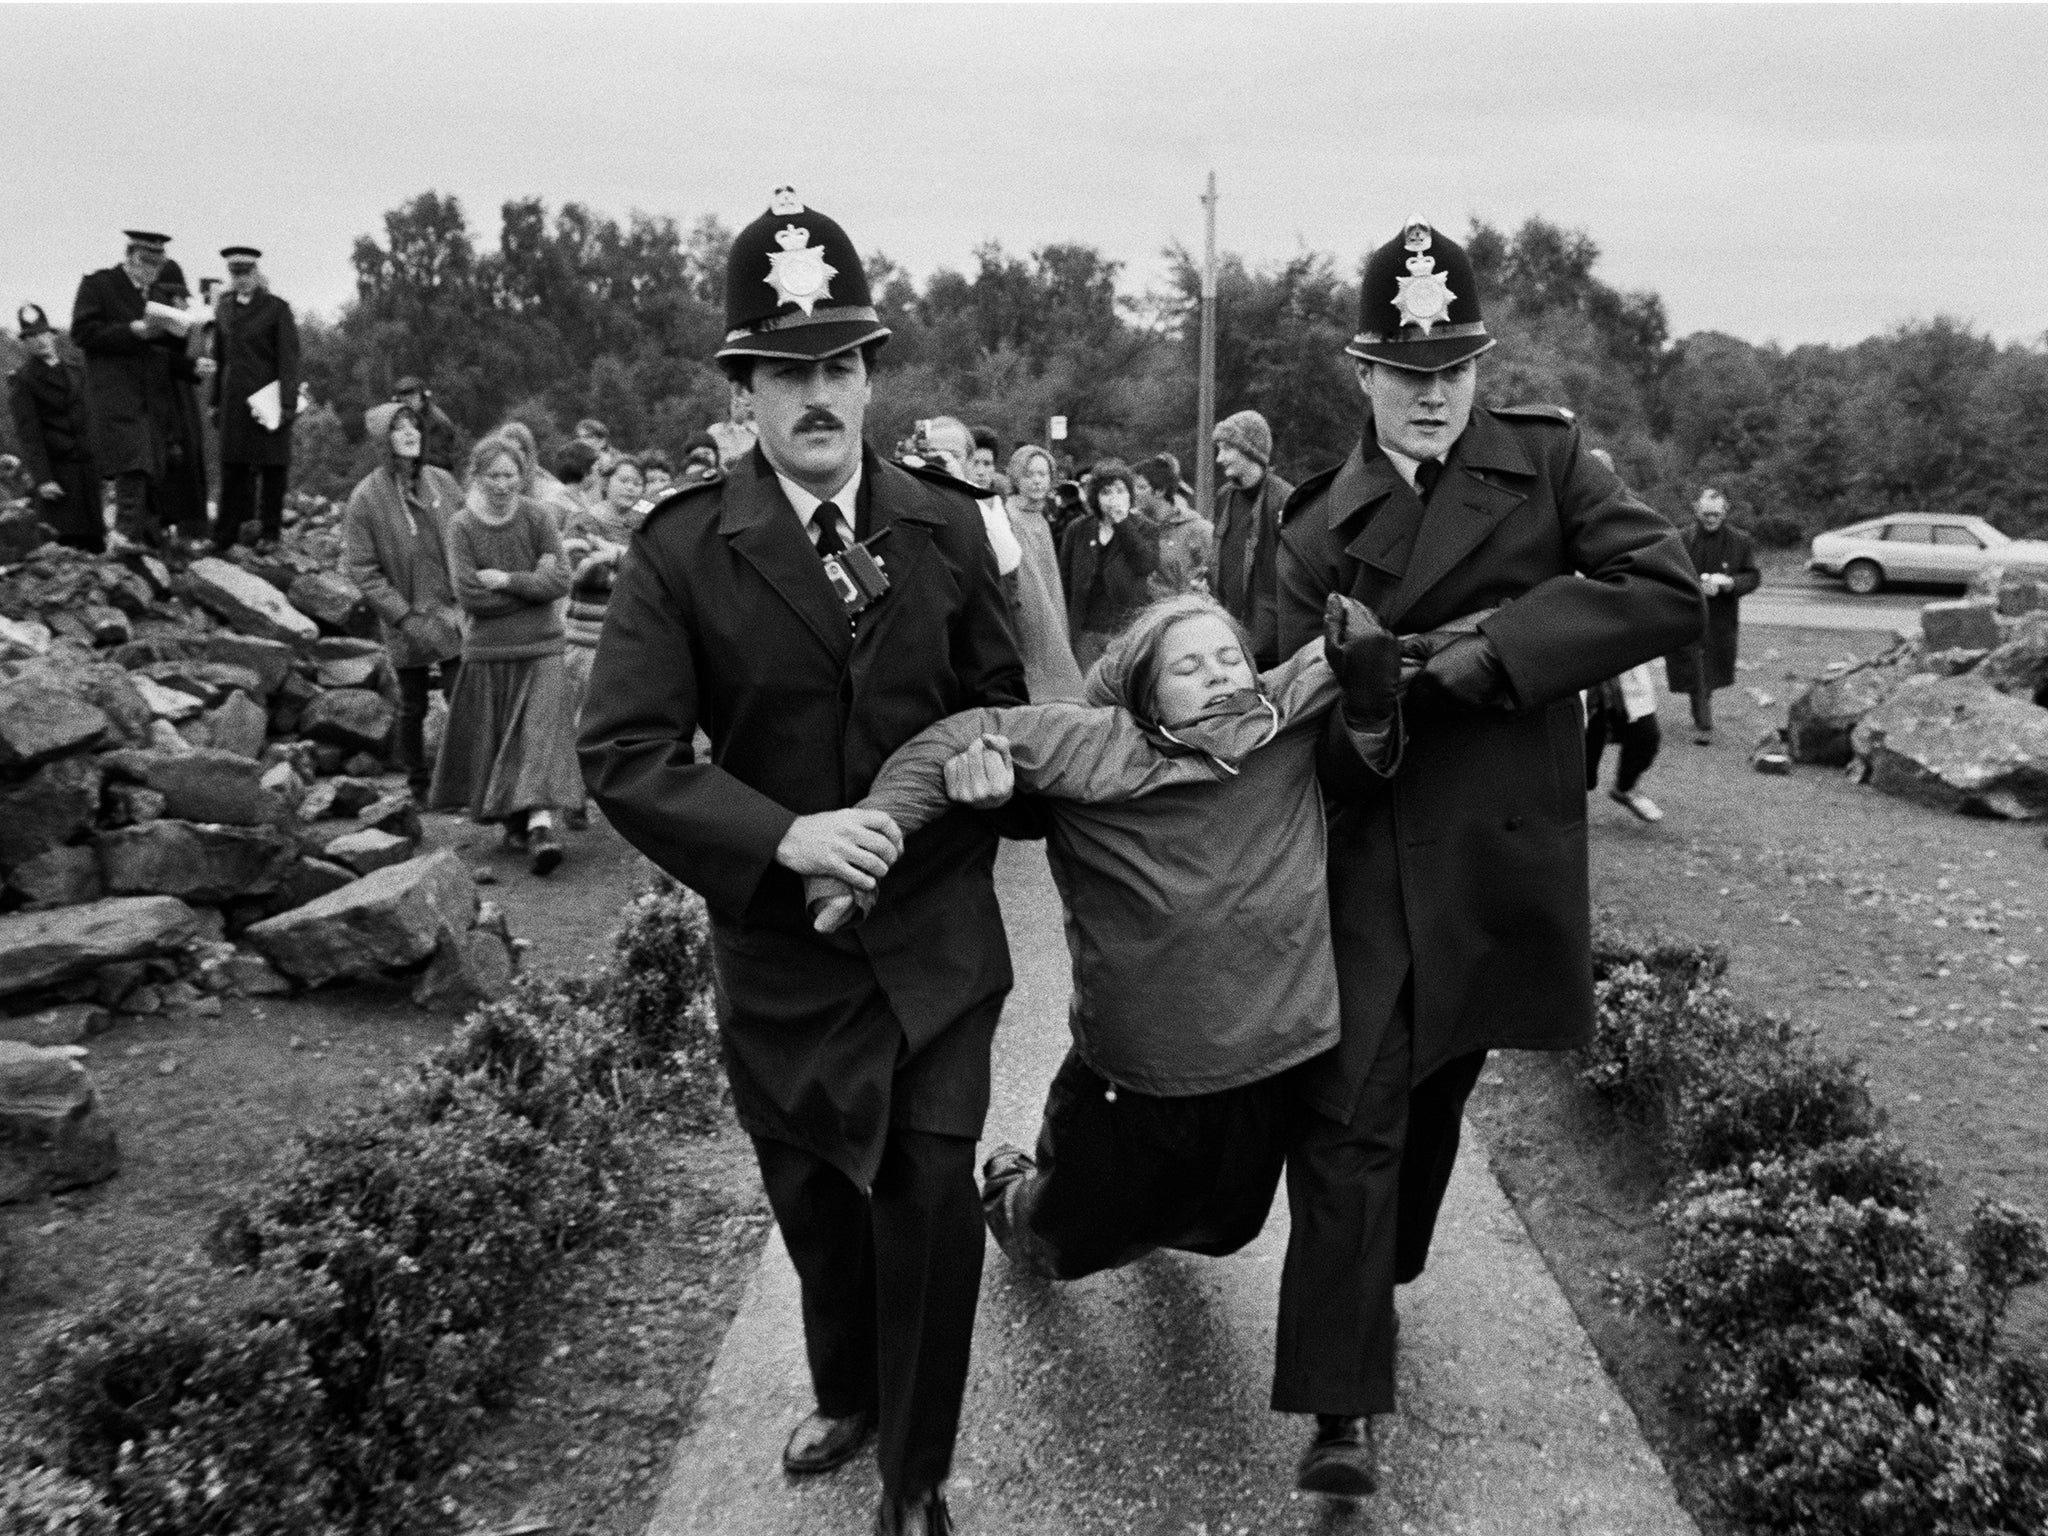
6, 304, 103, 552
69, 230, 214, 548
578, 189, 1029, 1536
1271, 218, 1703, 1495
211, 245, 301, 548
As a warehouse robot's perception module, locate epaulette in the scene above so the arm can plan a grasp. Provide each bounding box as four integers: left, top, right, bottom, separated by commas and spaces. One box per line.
1493, 403, 1576, 425
899, 459, 981, 497
1279, 461, 1343, 525
637, 474, 723, 523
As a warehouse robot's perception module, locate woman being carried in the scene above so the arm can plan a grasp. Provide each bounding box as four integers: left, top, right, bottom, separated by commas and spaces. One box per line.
808, 591, 1402, 1286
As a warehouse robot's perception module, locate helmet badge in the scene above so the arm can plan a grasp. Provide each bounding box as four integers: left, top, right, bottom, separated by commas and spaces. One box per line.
765, 224, 838, 316
1391, 218, 1455, 336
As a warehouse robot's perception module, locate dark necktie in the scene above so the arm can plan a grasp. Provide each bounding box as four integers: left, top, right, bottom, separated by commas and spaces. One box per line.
813, 502, 847, 557
1415, 459, 1443, 503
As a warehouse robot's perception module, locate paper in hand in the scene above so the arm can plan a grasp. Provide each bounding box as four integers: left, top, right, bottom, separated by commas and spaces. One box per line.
144, 300, 198, 337
247, 380, 283, 431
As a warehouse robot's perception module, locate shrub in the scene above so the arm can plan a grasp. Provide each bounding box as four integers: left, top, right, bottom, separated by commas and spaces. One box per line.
0, 1464, 117, 1536
601, 874, 727, 1129
1590, 926, 2048, 1533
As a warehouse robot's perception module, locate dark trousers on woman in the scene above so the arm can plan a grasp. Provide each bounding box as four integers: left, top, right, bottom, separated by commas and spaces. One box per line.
1272, 978, 1489, 1416
991, 1048, 1289, 1281
395, 660, 460, 794
1584, 708, 1661, 793
753, 1128, 984, 1502
219, 461, 289, 544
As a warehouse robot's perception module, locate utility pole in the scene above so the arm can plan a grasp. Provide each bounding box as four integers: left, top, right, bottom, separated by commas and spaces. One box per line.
1195, 171, 1218, 522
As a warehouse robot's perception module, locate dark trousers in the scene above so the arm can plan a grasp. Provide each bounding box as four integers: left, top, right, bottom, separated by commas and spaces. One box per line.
219, 461, 289, 543
110, 471, 155, 544
1584, 709, 1661, 793
39, 461, 104, 553
1688, 688, 1714, 732
1001, 1049, 1288, 1280
395, 660, 460, 791
753, 1128, 983, 1501
1272, 980, 1489, 1416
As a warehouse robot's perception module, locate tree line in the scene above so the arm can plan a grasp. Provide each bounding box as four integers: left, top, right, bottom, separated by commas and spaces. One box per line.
10, 191, 2047, 543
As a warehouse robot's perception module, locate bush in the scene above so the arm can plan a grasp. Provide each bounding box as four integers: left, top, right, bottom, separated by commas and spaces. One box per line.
4, 880, 728, 1534
1590, 926, 2048, 1533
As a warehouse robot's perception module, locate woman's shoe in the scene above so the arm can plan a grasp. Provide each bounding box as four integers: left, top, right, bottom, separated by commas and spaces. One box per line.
528, 825, 563, 876
1609, 788, 1664, 823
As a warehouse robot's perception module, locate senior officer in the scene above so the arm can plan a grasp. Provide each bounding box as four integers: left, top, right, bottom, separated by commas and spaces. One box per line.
578, 189, 1027, 1536
1271, 217, 1703, 1496
69, 230, 215, 549
211, 246, 301, 548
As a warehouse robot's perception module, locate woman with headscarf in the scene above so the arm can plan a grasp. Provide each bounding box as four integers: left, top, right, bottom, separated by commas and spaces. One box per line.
806, 591, 1405, 1285
342, 401, 465, 797
430, 436, 580, 875
1003, 444, 1086, 702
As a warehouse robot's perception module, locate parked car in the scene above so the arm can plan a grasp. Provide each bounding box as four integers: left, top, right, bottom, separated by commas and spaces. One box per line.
1808, 514, 2048, 595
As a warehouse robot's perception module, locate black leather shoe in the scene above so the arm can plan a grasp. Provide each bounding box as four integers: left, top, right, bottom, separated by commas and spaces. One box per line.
1296, 1414, 1377, 1497
875, 1485, 952, 1535
780, 1406, 875, 1475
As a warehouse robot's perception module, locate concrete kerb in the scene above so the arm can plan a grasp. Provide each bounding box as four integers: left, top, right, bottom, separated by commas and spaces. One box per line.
647, 1123, 1698, 1536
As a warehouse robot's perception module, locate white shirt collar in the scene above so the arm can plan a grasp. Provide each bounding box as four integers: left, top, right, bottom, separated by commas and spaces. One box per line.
774, 460, 862, 534
1377, 440, 1427, 492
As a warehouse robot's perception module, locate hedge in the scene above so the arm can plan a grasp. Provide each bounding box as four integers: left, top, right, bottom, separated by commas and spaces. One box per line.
2, 878, 724, 1536
1590, 930, 2048, 1535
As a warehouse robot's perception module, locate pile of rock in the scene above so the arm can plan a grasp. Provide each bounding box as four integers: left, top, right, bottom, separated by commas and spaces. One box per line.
0, 532, 512, 1034
1784, 566, 2048, 820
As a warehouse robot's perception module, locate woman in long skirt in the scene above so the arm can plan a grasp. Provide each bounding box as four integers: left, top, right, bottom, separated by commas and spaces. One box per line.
429, 437, 581, 875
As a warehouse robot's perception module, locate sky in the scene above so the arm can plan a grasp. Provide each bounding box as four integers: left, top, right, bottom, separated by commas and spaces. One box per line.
6, 3, 2047, 349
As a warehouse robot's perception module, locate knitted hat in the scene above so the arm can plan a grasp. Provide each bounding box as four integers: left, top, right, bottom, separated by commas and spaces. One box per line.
1212, 409, 1273, 466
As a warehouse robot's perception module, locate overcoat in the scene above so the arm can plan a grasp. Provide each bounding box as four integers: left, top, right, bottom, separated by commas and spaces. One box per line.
577, 446, 1030, 1186
1276, 405, 1703, 1119
7, 355, 101, 546
1058, 512, 1159, 643
1212, 468, 1293, 665
69, 265, 206, 481
1663, 522, 1760, 694
210, 290, 300, 466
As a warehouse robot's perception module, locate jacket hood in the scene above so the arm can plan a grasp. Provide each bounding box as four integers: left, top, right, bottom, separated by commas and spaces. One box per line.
1084, 618, 1279, 773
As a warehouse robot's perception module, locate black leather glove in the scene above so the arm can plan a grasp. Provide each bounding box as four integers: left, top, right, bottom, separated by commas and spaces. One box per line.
1410, 630, 1510, 711
1322, 593, 1400, 731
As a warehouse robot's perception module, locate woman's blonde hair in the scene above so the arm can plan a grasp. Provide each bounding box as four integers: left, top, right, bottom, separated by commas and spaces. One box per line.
465, 436, 528, 514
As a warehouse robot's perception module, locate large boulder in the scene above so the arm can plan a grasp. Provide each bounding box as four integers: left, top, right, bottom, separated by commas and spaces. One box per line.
99, 746, 288, 827
1787, 660, 1911, 767
129, 674, 204, 722
1976, 613, 2048, 706
411, 926, 515, 1011
299, 689, 393, 754
0, 756, 102, 868
98, 820, 296, 904
1851, 674, 2048, 820
321, 827, 418, 876
242, 850, 479, 988
1920, 599, 2002, 653
182, 556, 319, 644
0, 1040, 120, 1203
287, 570, 366, 632
205, 691, 271, 759
7, 846, 104, 908
0, 895, 201, 998
0, 675, 109, 766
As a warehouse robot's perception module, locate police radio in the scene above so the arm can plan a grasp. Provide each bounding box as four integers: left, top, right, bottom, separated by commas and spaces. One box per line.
822, 535, 890, 619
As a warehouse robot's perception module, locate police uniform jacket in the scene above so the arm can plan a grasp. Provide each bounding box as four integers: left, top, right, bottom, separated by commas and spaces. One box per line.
210, 290, 300, 466
7, 354, 99, 545
1276, 405, 1703, 1119
7, 354, 94, 483
69, 265, 206, 480
577, 445, 1030, 1186
1663, 521, 1760, 695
